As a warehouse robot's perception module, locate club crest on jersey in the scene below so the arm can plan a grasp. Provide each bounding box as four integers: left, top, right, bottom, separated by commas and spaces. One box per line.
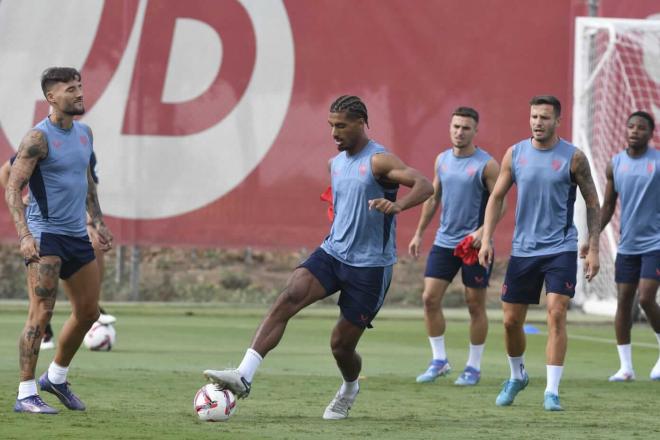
358, 163, 367, 176
648, 162, 654, 174
517, 156, 528, 166
79, 135, 89, 146
551, 159, 562, 171
466, 164, 477, 177
53, 139, 63, 149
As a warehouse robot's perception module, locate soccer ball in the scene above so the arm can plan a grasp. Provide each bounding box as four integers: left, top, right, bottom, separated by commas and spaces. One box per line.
83, 322, 116, 351
194, 384, 237, 422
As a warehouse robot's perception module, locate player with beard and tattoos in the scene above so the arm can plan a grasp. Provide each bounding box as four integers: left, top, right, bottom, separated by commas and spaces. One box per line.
7, 67, 113, 414
479, 95, 601, 411
204, 95, 433, 420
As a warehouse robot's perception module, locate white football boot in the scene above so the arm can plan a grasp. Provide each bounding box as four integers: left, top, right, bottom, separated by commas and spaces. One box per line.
322, 390, 358, 420
650, 357, 660, 381
203, 369, 251, 398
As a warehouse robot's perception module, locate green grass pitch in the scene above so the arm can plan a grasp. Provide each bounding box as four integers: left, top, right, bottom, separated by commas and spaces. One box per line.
1, 303, 659, 439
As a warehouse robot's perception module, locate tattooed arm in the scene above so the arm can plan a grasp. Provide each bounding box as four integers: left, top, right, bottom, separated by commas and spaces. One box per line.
5, 130, 48, 261
84, 127, 113, 251
572, 150, 601, 281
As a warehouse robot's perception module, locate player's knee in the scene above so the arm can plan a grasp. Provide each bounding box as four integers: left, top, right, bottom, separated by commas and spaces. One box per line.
547, 307, 566, 326
275, 286, 307, 311
74, 304, 100, 325
29, 307, 53, 326
465, 296, 485, 316
638, 290, 658, 310
330, 336, 354, 359
422, 290, 442, 310
503, 315, 524, 332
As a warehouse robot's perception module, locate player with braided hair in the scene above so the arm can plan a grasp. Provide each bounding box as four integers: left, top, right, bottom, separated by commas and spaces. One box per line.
204, 95, 433, 420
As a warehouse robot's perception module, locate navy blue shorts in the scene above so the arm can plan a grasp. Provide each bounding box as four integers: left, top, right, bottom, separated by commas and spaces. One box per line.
502, 251, 577, 304
424, 245, 491, 288
34, 232, 96, 279
299, 247, 393, 329
615, 251, 660, 284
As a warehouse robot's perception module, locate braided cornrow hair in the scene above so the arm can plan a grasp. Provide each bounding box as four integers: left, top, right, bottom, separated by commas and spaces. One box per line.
330, 95, 369, 128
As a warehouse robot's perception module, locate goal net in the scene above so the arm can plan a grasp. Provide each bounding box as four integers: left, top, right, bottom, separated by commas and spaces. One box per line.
572, 17, 660, 315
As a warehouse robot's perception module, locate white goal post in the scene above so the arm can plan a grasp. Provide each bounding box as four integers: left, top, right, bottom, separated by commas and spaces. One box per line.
572, 17, 660, 315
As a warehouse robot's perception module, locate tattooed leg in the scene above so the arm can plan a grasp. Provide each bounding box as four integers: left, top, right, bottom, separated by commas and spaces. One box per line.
57, 260, 100, 367
19, 257, 61, 381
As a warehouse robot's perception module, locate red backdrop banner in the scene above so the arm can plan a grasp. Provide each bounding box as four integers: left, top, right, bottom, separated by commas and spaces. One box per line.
0, 0, 604, 254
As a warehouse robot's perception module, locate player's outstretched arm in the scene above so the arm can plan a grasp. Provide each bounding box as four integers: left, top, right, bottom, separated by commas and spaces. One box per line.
572, 150, 601, 281
5, 130, 47, 262
478, 147, 514, 267
409, 156, 441, 258
84, 127, 113, 251
370, 152, 433, 215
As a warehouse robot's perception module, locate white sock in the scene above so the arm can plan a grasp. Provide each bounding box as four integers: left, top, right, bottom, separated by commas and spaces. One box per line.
237, 348, 262, 383
508, 355, 526, 381
616, 344, 633, 372
545, 365, 564, 395
17, 380, 38, 399
466, 343, 485, 371
339, 378, 359, 398
429, 335, 447, 360
48, 361, 69, 385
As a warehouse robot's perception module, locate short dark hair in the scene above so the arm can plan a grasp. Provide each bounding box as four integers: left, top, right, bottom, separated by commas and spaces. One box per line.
452, 107, 479, 124
330, 95, 369, 127
40, 67, 81, 97
628, 111, 655, 132
529, 95, 561, 117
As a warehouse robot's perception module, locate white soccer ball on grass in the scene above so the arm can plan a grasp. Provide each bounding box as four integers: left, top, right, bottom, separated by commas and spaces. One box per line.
194, 384, 237, 422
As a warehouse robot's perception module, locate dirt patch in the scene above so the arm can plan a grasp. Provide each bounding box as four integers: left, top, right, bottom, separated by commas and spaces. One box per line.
0, 244, 509, 307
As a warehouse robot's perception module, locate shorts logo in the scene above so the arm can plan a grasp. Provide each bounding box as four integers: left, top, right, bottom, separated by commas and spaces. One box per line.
474, 276, 484, 284
501, 284, 508, 295
551, 159, 562, 171
565, 281, 574, 290
656, 268, 660, 276
359, 314, 370, 323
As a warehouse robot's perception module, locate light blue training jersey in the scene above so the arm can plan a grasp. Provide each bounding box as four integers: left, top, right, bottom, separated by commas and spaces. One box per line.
26, 117, 92, 241
433, 147, 492, 248
612, 147, 660, 254
510, 138, 578, 257
321, 140, 398, 267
